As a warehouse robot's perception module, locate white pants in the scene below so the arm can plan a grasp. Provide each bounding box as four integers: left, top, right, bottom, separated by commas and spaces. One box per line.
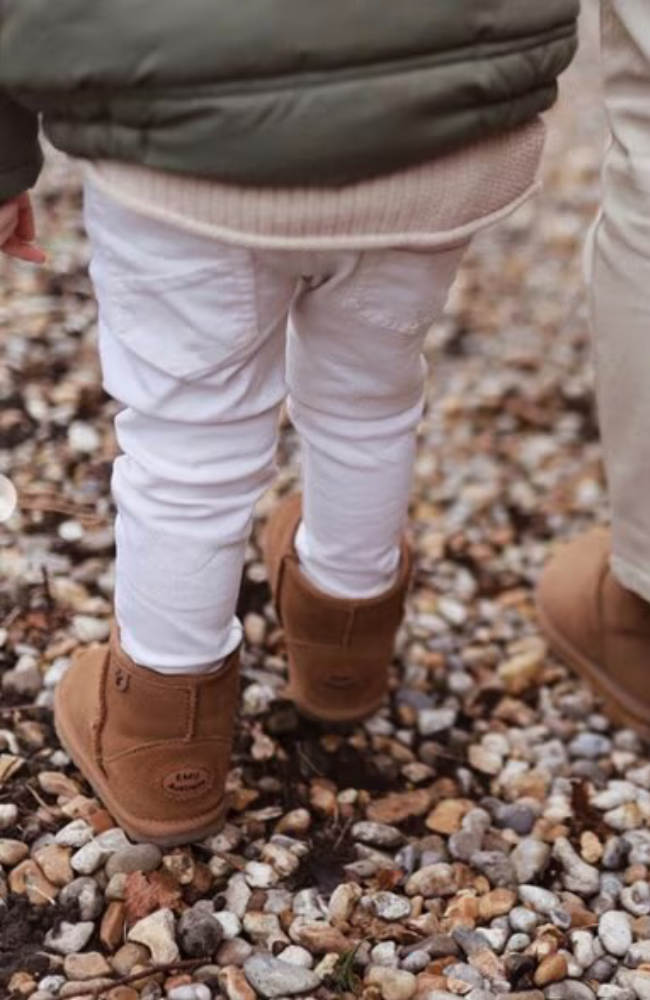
590, 2, 650, 602
83, 181, 466, 672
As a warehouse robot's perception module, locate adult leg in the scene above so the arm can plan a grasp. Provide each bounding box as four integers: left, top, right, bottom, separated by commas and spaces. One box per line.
537, 2, 650, 738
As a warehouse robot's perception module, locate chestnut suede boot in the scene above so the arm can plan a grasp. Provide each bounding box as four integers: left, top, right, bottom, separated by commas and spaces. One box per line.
54, 625, 239, 846
537, 527, 650, 739
263, 493, 412, 723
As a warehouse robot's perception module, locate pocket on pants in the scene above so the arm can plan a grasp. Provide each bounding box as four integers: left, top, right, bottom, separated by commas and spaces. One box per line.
84, 186, 259, 380
340, 244, 468, 335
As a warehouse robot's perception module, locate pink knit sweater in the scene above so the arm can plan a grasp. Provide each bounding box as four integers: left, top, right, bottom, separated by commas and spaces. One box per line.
85, 118, 545, 250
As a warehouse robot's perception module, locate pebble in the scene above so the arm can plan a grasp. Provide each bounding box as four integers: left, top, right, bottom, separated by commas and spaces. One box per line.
0, 839, 29, 867
243, 953, 321, 998
60, 877, 104, 920
213, 911, 242, 940
471, 851, 516, 887
0, 804, 18, 830
278, 945, 313, 969
63, 952, 111, 981
519, 885, 560, 916
9, 859, 58, 905
128, 909, 180, 965
406, 863, 457, 897
366, 966, 417, 1000
418, 708, 457, 737
105, 843, 162, 878
329, 882, 362, 923
534, 954, 568, 986
371, 891, 412, 921
167, 987, 212, 1000
628, 973, 650, 1000
352, 821, 404, 847
45, 921, 95, 955
219, 965, 257, 1000
554, 837, 601, 896
511, 840, 550, 882
55, 819, 94, 849
70, 839, 107, 875
598, 910, 632, 957
371, 941, 399, 967
569, 734, 612, 759
178, 905, 223, 958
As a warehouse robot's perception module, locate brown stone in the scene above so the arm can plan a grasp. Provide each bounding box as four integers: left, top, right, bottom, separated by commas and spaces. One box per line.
534, 954, 568, 987
110, 943, 151, 977
7, 971, 36, 997
580, 831, 603, 865
88, 808, 117, 834
37, 771, 82, 800
107, 989, 139, 1000
0, 839, 29, 868
64, 952, 112, 981
478, 888, 516, 921
33, 843, 73, 887
219, 965, 257, 1000
442, 894, 479, 931
101, 900, 126, 951
367, 789, 432, 825
8, 860, 58, 905
425, 799, 472, 835
290, 920, 350, 954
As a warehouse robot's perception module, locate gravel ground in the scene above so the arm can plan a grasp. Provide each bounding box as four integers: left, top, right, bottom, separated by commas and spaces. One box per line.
7, 8, 650, 1000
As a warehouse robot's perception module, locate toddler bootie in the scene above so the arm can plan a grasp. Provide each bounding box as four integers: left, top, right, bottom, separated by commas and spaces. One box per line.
54, 624, 239, 846
263, 493, 411, 723
537, 528, 650, 740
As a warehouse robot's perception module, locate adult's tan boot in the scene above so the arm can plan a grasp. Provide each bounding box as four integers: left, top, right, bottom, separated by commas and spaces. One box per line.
263, 493, 412, 723
536, 527, 650, 739
54, 625, 239, 846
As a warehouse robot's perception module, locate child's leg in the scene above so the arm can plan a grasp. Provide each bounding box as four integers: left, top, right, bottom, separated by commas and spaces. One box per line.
83, 183, 296, 673
287, 245, 467, 599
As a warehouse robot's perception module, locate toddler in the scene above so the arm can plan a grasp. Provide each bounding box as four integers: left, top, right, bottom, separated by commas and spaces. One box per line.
0, 2, 578, 844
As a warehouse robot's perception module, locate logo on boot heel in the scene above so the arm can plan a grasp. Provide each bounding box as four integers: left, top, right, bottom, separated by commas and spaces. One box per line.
162, 767, 213, 800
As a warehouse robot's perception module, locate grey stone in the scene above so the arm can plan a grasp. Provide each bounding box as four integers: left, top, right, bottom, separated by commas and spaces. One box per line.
471, 851, 516, 887
509, 906, 538, 935
60, 878, 103, 921
370, 892, 411, 922
545, 984, 595, 1000
401, 949, 430, 973
518, 885, 560, 916
569, 734, 612, 759
511, 839, 550, 883
418, 708, 458, 737
105, 843, 162, 878
553, 837, 600, 896
45, 921, 95, 955
598, 911, 632, 958
168, 987, 212, 1000
244, 953, 321, 998
178, 905, 223, 958
352, 822, 404, 848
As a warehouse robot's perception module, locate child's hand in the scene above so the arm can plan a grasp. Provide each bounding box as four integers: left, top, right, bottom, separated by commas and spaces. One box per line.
0, 192, 46, 264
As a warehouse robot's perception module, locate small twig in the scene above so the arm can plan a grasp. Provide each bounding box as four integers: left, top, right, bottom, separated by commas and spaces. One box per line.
28, 882, 57, 907
0, 703, 49, 715
27, 784, 59, 820
41, 564, 54, 613
67, 959, 207, 998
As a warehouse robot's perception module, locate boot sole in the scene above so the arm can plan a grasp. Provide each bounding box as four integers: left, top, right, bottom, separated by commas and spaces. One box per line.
290, 688, 385, 727
536, 599, 650, 742
54, 685, 228, 848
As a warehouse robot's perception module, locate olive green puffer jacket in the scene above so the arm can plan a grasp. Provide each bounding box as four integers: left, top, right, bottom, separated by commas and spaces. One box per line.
0, 0, 579, 202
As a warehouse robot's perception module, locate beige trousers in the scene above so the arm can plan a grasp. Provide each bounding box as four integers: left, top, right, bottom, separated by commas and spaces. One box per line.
590, 1, 650, 600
